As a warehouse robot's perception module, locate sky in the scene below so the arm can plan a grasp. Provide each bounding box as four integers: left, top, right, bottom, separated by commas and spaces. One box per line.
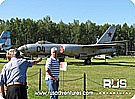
0, 0, 135, 26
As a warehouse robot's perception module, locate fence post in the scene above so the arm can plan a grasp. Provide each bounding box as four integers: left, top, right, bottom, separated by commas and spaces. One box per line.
84, 72, 86, 99
39, 68, 41, 90
62, 71, 64, 91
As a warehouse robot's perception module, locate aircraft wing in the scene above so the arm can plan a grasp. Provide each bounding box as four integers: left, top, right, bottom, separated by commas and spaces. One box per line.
81, 43, 124, 48
103, 40, 129, 44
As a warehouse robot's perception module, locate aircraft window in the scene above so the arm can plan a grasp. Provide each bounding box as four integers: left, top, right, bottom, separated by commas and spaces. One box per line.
25, 46, 28, 50
21, 47, 25, 51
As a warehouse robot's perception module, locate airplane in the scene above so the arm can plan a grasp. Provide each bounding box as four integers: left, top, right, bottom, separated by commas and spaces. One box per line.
0, 31, 12, 51
18, 26, 121, 64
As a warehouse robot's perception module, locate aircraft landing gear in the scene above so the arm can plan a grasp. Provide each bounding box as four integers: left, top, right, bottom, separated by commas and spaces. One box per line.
85, 58, 91, 65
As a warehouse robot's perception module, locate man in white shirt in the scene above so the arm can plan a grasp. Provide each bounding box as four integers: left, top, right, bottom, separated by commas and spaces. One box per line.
45, 47, 59, 99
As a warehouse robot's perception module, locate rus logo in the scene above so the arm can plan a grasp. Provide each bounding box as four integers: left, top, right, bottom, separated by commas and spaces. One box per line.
103, 79, 127, 88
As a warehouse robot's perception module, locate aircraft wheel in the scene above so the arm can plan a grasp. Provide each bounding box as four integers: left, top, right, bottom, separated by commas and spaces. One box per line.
85, 59, 91, 65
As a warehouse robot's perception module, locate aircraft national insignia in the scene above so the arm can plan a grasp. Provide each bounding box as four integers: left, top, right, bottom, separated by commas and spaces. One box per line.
108, 32, 112, 37
60, 46, 64, 53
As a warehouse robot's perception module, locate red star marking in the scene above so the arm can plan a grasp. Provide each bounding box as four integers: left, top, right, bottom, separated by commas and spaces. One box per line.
2, 37, 10, 39
108, 32, 112, 37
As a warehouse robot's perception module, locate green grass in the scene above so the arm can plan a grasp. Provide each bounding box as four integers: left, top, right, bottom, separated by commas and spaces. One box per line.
0, 56, 135, 99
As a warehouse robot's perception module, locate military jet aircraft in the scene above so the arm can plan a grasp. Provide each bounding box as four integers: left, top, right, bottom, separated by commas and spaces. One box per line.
18, 26, 120, 64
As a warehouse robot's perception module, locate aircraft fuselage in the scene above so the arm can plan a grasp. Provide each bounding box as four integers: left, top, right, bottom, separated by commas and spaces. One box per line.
18, 44, 116, 59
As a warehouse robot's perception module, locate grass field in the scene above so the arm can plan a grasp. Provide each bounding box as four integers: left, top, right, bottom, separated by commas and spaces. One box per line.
0, 56, 135, 99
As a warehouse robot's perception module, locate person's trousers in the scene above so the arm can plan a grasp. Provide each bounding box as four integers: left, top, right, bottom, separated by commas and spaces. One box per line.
46, 79, 59, 99
6, 84, 27, 99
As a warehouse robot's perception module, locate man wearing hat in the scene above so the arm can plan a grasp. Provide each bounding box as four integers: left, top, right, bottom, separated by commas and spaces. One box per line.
0, 49, 42, 99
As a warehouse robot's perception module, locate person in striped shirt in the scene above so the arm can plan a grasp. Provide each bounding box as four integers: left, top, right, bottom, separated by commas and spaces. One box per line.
45, 47, 59, 99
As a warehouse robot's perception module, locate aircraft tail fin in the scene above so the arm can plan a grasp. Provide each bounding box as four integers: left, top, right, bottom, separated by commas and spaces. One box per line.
96, 26, 116, 44
0, 31, 11, 45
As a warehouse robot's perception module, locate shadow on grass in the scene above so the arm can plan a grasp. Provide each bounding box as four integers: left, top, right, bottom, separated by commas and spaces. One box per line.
68, 61, 135, 67
92, 62, 135, 67
109, 61, 135, 64
108, 63, 135, 67
68, 62, 85, 66
0, 61, 8, 63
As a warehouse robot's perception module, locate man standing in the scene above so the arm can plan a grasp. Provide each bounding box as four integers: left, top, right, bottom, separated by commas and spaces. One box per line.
45, 47, 59, 99
0, 49, 42, 99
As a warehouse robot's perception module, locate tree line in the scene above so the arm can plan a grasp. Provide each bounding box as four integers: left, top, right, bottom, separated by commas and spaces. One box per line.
0, 16, 135, 55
